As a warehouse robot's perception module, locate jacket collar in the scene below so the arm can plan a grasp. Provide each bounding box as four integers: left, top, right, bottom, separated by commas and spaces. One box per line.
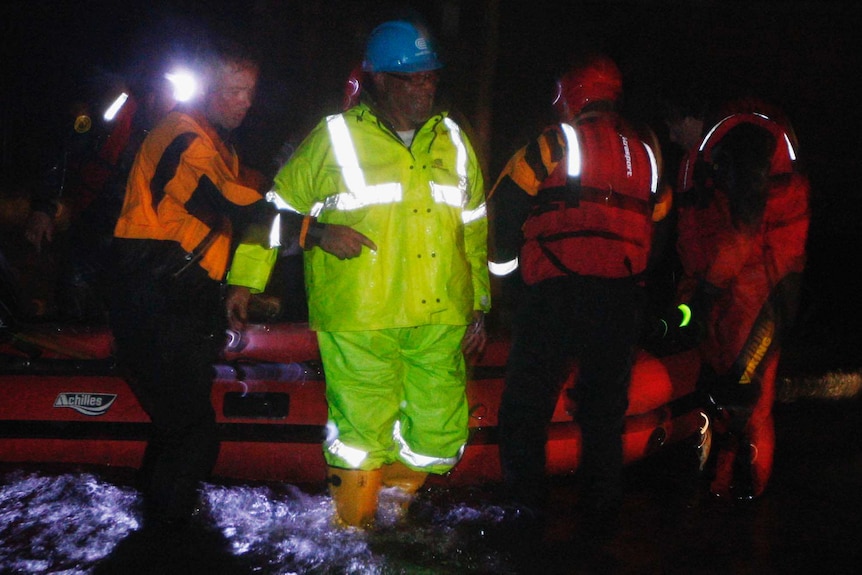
177, 105, 236, 168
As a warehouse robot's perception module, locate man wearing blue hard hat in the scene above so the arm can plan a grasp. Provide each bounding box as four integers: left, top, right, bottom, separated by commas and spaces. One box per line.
227, 19, 491, 528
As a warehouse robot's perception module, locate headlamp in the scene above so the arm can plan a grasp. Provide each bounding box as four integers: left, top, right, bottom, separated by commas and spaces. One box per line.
165, 69, 200, 103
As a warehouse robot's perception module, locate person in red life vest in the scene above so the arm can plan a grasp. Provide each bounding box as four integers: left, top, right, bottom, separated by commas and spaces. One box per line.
109, 37, 278, 529
22, 64, 179, 322
666, 93, 810, 499
488, 53, 668, 539
663, 93, 810, 500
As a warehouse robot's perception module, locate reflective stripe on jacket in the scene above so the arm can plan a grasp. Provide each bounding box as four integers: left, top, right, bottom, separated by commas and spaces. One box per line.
255, 103, 490, 332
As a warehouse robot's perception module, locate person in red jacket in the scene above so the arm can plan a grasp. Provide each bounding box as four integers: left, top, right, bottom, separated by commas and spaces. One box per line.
488, 53, 666, 539
664, 93, 810, 500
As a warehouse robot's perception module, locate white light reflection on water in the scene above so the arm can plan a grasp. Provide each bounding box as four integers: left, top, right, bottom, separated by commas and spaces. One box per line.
0, 471, 516, 574
0, 471, 140, 574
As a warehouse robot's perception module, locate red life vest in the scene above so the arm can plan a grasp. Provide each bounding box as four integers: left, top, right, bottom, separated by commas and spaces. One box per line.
675, 110, 805, 288
520, 113, 658, 284
678, 111, 797, 193
674, 108, 810, 372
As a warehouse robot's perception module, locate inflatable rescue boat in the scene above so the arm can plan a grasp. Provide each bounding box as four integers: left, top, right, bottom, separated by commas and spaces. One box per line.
0, 311, 708, 487
0, 239, 706, 487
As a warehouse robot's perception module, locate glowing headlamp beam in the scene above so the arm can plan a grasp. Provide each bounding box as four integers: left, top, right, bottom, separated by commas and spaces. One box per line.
165, 70, 200, 103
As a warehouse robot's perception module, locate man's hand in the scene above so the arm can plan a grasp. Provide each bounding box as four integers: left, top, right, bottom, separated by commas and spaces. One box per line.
462, 310, 487, 359
24, 211, 54, 252
318, 224, 377, 259
225, 285, 252, 331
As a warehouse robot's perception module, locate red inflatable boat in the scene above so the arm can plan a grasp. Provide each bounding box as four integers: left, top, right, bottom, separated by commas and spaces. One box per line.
0, 313, 708, 487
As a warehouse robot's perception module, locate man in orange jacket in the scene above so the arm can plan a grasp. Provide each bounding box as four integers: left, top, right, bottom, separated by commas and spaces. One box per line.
110, 36, 276, 528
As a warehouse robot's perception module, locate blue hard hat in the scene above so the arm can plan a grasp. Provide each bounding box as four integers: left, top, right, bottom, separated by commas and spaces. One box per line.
362, 20, 443, 73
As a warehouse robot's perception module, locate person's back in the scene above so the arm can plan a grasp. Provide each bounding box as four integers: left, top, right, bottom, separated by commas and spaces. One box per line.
490, 53, 662, 541
518, 108, 659, 285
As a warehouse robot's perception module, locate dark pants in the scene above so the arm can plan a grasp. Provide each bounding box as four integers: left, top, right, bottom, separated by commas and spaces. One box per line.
498, 275, 645, 515
109, 261, 226, 524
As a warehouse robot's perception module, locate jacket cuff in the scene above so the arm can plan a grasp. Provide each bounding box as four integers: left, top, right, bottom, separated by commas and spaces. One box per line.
300, 217, 326, 249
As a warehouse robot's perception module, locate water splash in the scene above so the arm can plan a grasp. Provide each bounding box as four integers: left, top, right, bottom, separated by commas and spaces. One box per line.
0, 470, 139, 574
0, 471, 517, 574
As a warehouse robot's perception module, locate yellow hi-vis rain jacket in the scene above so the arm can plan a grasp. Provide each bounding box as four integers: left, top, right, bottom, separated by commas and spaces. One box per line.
229, 102, 491, 331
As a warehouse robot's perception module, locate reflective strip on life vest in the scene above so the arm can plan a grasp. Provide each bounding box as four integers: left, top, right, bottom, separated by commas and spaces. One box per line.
700, 112, 797, 163
393, 420, 463, 469
103, 92, 129, 122
681, 154, 693, 191
783, 133, 797, 161
643, 141, 659, 193
560, 122, 582, 177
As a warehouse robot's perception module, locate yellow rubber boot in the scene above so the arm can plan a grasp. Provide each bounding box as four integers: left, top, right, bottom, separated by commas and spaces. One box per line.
381, 461, 428, 517
327, 466, 382, 528
381, 461, 428, 495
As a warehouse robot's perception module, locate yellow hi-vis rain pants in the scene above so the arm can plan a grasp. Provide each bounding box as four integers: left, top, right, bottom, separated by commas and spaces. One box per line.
319, 325, 468, 475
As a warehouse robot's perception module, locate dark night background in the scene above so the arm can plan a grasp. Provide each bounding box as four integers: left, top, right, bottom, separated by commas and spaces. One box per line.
1, 0, 861, 369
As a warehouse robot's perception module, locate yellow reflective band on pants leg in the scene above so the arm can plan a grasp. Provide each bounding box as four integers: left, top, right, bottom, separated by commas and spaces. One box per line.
324, 422, 369, 468
393, 420, 464, 470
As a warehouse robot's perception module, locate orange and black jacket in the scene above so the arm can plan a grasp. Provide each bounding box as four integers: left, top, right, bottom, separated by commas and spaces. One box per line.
113, 106, 273, 283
